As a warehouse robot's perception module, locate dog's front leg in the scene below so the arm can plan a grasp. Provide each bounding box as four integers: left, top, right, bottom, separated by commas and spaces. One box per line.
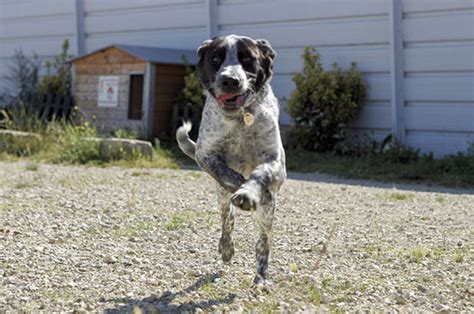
231, 159, 285, 210
217, 187, 235, 263
196, 154, 245, 193
253, 189, 275, 286
230, 158, 285, 287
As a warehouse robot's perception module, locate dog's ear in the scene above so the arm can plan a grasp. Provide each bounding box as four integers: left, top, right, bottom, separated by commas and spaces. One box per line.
197, 39, 213, 62
256, 39, 276, 61
255, 39, 276, 88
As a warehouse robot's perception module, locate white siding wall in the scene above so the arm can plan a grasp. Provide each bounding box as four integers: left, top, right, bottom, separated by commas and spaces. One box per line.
402, 0, 474, 156
217, 0, 393, 143
0, 0, 473, 156
0, 0, 77, 92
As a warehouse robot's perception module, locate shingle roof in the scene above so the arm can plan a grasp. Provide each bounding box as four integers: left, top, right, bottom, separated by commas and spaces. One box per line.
69, 44, 197, 64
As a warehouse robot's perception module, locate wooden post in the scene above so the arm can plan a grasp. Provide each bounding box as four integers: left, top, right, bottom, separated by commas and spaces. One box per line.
206, 0, 218, 38
389, 0, 405, 143
142, 63, 156, 140
74, 0, 86, 56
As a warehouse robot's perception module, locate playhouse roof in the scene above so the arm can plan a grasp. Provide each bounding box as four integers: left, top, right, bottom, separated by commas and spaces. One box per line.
69, 44, 197, 64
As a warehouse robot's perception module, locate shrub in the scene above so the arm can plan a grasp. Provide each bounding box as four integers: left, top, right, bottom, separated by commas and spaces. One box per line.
174, 57, 205, 139
1, 101, 48, 134
37, 40, 72, 96
4, 50, 41, 103
333, 132, 380, 157
286, 47, 367, 151
45, 121, 101, 164
381, 141, 423, 164
111, 128, 139, 139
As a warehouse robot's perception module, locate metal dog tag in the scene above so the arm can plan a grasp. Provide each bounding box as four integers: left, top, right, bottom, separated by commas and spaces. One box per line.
243, 112, 254, 126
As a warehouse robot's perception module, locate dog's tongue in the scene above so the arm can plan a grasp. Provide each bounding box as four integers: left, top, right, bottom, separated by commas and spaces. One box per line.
217, 93, 245, 106
217, 94, 237, 102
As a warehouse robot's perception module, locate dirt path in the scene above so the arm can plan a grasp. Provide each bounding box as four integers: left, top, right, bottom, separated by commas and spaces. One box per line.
0, 161, 472, 312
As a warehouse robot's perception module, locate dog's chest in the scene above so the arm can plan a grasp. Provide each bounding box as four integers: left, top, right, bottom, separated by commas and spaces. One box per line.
221, 126, 259, 177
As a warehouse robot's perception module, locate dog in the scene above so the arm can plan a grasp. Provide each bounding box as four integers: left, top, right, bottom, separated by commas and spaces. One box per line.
176, 34, 286, 287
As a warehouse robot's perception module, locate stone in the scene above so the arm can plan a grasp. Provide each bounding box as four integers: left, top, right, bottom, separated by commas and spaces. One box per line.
83, 137, 154, 159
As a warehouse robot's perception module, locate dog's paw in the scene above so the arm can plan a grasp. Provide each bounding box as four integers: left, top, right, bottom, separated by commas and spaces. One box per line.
252, 276, 272, 294
231, 187, 259, 211
218, 236, 234, 263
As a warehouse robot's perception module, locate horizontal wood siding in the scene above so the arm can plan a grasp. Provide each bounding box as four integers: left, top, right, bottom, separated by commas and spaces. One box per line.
218, 0, 392, 139
83, 0, 207, 52
0, 0, 76, 92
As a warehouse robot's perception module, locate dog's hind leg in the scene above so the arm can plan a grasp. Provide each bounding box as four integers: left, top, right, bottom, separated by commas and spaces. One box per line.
253, 189, 275, 287
217, 186, 235, 263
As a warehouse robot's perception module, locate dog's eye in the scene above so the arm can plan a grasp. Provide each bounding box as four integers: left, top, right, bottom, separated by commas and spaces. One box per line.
241, 55, 255, 64
211, 55, 221, 65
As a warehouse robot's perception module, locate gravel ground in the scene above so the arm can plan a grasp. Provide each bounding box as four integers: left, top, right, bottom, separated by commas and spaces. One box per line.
0, 161, 473, 312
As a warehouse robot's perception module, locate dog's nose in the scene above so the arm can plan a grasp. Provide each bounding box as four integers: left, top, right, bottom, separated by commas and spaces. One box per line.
220, 75, 241, 89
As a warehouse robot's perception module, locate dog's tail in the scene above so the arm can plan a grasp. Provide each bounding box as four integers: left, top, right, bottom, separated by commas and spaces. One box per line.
176, 121, 196, 160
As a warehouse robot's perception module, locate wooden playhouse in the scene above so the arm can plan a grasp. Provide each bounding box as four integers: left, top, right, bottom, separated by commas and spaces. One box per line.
70, 44, 197, 139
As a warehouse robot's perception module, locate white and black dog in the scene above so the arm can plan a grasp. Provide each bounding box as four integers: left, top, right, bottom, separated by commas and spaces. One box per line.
176, 34, 286, 286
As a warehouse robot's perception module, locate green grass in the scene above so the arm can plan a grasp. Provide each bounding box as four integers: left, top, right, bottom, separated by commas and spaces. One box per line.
165, 211, 195, 231
114, 220, 158, 238
308, 286, 322, 305
289, 263, 298, 273
0, 121, 179, 169
410, 247, 430, 263
385, 192, 413, 201
286, 149, 474, 188
25, 163, 39, 171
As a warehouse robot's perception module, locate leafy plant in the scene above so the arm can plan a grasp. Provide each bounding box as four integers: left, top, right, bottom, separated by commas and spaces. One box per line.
45, 121, 101, 164
286, 47, 367, 151
37, 40, 72, 96
0, 101, 47, 133
175, 57, 205, 111
381, 137, 425, 164
111, 128, 139, 139
4, 49, 41, 103
174, 57, 205, 139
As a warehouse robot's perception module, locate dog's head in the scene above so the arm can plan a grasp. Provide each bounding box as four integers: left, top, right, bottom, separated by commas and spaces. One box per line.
196, 34, 276, 113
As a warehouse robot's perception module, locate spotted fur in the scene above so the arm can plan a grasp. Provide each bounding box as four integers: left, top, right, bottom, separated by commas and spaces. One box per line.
176, 35, 286, 286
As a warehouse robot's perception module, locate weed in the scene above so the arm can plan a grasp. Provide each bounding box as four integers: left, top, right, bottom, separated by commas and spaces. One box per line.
453, 248, 467, 263
321, 278, 333, 291
114, 220, 157, 238
435, 196, 446, 204
111, 128, 139, 139
128, 188, 137, 208
308, 286, 321, 305
289, 262, 298, 273
14, 180, 37, 189
25, 163, 38, 171
201, 281, 219, 299
131, 171, 150, 177
410, 247, 429, 263
262, 298, 279, 313
454, 252, 464, 263
432, 247, 445, 260
286, 150, 474, 188
187, 171, 202, 179
386, 192, 413, 201
165, 211, 194, 231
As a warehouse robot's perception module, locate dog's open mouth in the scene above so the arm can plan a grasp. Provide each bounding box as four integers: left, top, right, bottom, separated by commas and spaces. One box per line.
217, 91, 249, 110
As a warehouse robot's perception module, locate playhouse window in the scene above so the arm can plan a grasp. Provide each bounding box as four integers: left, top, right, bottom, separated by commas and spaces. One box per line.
128, 74, 144, 120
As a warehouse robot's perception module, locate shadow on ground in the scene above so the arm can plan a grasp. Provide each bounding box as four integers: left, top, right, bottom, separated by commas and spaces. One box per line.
103, 273, 236, 313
